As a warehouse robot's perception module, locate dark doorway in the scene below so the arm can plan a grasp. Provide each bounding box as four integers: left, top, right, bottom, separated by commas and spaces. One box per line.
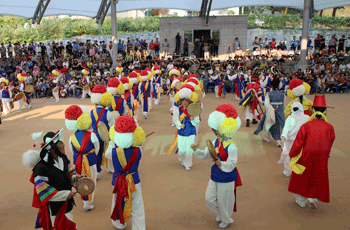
194, 30, 211, 43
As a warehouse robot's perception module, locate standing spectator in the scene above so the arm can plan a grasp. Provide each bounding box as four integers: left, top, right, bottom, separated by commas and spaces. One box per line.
66, 41, 73, 55
127, 38, 133, 53
307, 37, 312, 51
175, 32, 181, 54
263, 38, 269, 48
162, 38, 169, 58
135, 39, 141, 53
149, 40, 155, 57
183, 38, 189, 57
154, 38, 160, 57
345, 36, 350, 53
213, 35, 220, 57
252, 37, 259, 50
7, 42, 13, 56
320, 35, 326, 50
329, 35, 337, 51
314, 34, 321, 50
234, 37, 240, 52
338, 35, 345, 52
203, 43, 210, 60
291, 36, 297, 50
207, 36, 213, 56
271, 38, 277, 49
0, 43, 7, 61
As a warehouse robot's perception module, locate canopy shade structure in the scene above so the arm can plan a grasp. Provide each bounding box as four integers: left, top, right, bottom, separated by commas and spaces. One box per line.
1, 0, 350, 19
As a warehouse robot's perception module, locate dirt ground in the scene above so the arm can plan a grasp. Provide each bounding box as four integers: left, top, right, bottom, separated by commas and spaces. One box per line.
0, 93, 349, 230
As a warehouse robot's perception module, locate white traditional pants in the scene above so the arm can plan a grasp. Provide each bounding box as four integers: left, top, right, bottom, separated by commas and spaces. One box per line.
153, 84, 161, 106
2, 98, 11, 114
111, 183, 146, 230
82, 89, 92, 99
142, 97, 152, 117
83, 165, 98, 206
177, 135, 195, 168
53, 90, 60, 102
246, 108, 258, 121
206, 179, 235, 225
194, 123, 200, 145
18, 98, 29, 109
277, 139, 293, 177
214, 86, 219, 97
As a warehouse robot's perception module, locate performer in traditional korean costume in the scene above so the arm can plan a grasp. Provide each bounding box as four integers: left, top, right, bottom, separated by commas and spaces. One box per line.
65, 105, 100, 210
82, 68, 92, 99
192, 104, 242, 229
105, 115, 146, 230
152, 65, 162, 105
0, 78, 12, 115
138, 70, 153, 119
107, 78, 127, 116
129, 72, 140, 123
17, 72, 32, 109
228, 67, 247, 101
285, 79, 313, 118
120, 76, 135, 117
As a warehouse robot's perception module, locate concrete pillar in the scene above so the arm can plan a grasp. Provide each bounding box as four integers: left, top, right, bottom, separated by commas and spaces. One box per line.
111, 0, 118, 69
297, 0, 312, 71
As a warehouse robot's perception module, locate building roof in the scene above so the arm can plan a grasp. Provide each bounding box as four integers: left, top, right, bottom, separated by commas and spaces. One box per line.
1, 0, 349, 19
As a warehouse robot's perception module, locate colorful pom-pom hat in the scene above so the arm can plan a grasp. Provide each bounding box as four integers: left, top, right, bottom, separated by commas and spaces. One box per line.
208, 104, 241, 137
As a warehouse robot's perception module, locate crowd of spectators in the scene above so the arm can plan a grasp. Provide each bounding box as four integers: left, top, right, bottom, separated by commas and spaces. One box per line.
0, 33, 349, 101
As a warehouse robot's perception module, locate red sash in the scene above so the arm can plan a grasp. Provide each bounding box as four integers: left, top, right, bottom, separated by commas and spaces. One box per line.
218, 83, 224, 97
179, 106, 191, 118
95, 108, 106, 130
132, 85, 137, 96
111, 147, 139, 224
75, 131, 92, 174
218, 140, 228, 161
115, 97, 123, 112
3, 87, 9, 94
59, 85, 61, 98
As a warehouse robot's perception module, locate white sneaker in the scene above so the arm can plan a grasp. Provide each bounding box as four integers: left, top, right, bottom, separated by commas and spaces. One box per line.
277, 140, 282, 147
307, 198, 317, 209
185, 167, 191, 171
55, 100, 59, 102
263, 138, 270, 142
83, 204, 94, 210
219, 222, 230, 229
295, 200, 306, 208
171, 124, 175, 127
51, 97, 53, 99
283, 172, 291, 178
181, 162, 184, 167
144, 114, 148, 119
216, 215, 221, 222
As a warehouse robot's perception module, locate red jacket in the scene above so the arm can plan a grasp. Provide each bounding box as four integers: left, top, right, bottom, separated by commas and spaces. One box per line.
288, 119, 335, 202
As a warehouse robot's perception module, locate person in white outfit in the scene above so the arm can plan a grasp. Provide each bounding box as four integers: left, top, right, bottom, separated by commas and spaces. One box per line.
105, 115, 146, 230
228, 67, 248, 101
82, 68, 92, 99
17, 73, 32, 109
278, 102, 309, 177
1, 79, 12, 115
192, 104, 242, 229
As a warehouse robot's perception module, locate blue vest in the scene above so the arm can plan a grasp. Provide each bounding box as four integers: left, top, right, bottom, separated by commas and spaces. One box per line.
124, 91, 133, 116
111, 147, 141, 186
132, 85, 139, 101
211, 139, 238, 183
141, 81, 151, 97
178, 108, 197, 137
90, 107, 110, 141
1, 87, 10, 98
71, 130, 97, 166
109, 95, 125, 115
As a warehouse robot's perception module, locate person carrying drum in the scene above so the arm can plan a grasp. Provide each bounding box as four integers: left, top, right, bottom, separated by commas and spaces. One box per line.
120, 76, 135, 118
151, 65, 162, 106
105, 115, 147, 230
17, 72, 32, 110
22, 129, 86, 230
168, 84, 199, 171
65, 105, 100, 210
90, 85, 115, 174
0, 78, 12, 115
129, 72, 140, 123
138, 70, 153, 119
191, 104, 242, 229
107, 78, 127, 116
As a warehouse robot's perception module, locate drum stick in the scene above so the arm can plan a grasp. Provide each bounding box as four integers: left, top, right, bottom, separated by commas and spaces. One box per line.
146, 132, 155, 138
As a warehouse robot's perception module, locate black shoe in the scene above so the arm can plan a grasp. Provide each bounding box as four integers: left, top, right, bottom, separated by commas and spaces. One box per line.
252, 119, 258, 124
246, 119, 250, 127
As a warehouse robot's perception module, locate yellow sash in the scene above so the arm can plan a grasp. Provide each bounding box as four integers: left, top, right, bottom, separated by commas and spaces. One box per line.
71, 134, 95, 202
133, 100, 139, 118
214, 139, 235, 154
290, 110, 328, 175
167, 113, 186, 155
116, 148, 136, 223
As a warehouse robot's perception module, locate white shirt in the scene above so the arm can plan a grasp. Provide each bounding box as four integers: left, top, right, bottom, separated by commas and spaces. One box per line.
345, 39, 350, 48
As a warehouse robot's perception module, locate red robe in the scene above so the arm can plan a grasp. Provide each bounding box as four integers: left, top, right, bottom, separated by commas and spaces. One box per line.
288, 119, 335, 203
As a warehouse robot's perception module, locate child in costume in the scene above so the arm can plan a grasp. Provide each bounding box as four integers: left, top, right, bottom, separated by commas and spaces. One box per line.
168, 84, 199, 171
129, 72, 140, 123
0, 78, 12, 115
22, 129, 85, 230
107, 78, 127, 116
278, 102, 309, 177
254, 79, 285, 146
65, 105, 100, 210
285, 79, 313, 118
105, 115, 146, 230
288, 95, 335, 209
17, 72, 32, 110
82, 68, 92, 99
192, 104, 242, 229
120, 76, 135, 117
52, 69, 61, 102
90, 84, 115, 173
138, 70, 153, 119
211, 71, 226, 98
152, 65, 162, 105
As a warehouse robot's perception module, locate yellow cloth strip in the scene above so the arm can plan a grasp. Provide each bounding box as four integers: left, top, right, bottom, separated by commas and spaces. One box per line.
111, 96, 117, 111
214, 139, 235, 154
93, 108, 99, 122
102, 141, 109, 169
116, 148, 136, 223
167, 113, 186, 155
290, 110, 327, 175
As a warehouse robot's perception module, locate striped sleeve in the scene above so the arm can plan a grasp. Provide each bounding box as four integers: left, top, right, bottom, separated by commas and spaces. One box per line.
67, 159, 77, 178
34, 175, 58, 204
